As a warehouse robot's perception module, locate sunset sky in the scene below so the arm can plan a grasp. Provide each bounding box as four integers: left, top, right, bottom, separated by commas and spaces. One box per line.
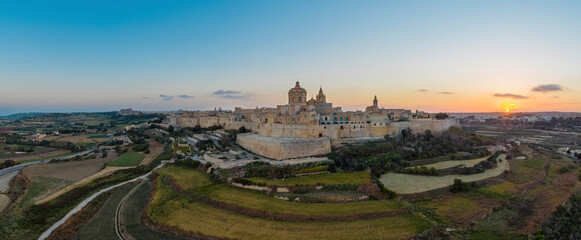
1, 0, 580, 115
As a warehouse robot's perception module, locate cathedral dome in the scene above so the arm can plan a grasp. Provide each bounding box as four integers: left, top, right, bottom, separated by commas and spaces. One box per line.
288, 81, 307, 105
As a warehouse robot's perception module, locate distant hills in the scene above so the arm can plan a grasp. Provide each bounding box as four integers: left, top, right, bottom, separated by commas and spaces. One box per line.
0, 112, 47, 119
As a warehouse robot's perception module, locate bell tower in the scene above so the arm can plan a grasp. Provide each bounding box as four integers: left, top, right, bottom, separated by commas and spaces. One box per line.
316, 87, 326, 103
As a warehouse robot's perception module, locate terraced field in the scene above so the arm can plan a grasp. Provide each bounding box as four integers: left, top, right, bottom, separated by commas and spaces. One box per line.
200, 185, 405, 215
149, 177, 431, 240
245, 171, 371, 186
146, 166, 432, 239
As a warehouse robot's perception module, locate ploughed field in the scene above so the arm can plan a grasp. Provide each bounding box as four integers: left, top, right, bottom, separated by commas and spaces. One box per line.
146, 166, 432, 240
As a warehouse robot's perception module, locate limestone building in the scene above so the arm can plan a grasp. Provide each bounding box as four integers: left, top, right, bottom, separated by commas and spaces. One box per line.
171, 81, 459, 159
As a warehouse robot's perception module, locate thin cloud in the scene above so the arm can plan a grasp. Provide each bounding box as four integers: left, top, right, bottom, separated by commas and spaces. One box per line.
532, 84, 563, 93
213, 90, 242, 95
550, 96, 560, 99
212, 89, 255, 100
141, 97, 149, 99
221, 95, 246, 99
178, 94, 194, 99
416, 89, 428, 92
437, 91, 454, 95
492, 93, 530, 99
159, 94, 174, 101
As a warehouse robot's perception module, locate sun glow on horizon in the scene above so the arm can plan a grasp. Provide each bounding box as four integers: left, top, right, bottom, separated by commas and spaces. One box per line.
501, 103, 516, 113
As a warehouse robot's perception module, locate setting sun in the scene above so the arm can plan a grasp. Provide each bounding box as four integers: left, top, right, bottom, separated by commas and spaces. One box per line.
501, 103, 516, 113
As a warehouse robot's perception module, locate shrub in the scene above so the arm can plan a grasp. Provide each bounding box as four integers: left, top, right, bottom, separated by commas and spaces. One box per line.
450, 179, 479, 193
327, 162, 337, 173
376, 182, 396, 199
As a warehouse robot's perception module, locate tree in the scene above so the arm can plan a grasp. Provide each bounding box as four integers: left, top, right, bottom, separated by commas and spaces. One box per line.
424, 130, 433, 141
3, 160, 15, 168
435, 113, 449, 120
401, 128, 412, 143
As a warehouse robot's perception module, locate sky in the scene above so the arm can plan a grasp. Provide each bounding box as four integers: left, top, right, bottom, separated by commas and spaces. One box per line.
1, 0, 580, 116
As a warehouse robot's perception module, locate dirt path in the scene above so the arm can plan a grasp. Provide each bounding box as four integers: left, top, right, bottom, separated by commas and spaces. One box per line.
380, 154, 509, 194
419, 155, 491, 170
4, 149, 70, 162
36, 166, 133, 205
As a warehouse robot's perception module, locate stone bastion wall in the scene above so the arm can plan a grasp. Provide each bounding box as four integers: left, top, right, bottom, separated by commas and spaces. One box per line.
236, 133, 331, 160
389, 118, 459, 136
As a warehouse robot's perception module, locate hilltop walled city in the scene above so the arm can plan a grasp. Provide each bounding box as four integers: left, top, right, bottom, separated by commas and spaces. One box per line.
170, 82, 459, 159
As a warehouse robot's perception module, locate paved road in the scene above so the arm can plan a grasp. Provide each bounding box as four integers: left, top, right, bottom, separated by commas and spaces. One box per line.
0, 171, 18, 192
0, 146, 99, 177
115, 180, 146, 240
0, 134, 113, 179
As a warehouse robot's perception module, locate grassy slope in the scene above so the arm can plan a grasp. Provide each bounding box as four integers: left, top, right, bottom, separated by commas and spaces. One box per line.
202, 185, 404, 215
156, 166, 404, 216
19, 176, 73, 207
245, 171, 371, 186
155, 166, 213, 190
108, 152, 144, 166
148, 179, 431, 240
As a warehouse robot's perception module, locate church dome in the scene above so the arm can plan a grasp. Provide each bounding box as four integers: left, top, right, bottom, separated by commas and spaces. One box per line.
288, 81, 307, 105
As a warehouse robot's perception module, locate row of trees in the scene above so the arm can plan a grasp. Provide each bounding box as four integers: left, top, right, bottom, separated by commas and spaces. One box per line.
329, 127, 493, 177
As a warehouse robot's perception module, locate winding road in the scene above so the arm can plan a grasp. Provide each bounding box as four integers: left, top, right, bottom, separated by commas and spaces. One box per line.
37, 163, 165, 240
115, 180, 146, 240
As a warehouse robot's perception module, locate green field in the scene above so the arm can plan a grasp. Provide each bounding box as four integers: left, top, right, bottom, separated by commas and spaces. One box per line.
200, 184, 404, 215
87, 135, 108, 139
148, 178, 431, 240
522, 156, 545, 170
19, 176, 73, 207
156, 166, 213, 190
244, 171, 371, 186
108, 152, 145, 166
155, 166, 393, 216
77, 142, 98, 149
0, 144, 59, 158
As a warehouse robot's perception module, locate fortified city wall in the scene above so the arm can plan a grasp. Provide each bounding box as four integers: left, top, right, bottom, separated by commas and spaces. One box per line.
236, 133, 332, 160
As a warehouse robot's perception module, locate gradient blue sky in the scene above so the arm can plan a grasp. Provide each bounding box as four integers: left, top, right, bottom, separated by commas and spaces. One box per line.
1, 0, 580, 115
